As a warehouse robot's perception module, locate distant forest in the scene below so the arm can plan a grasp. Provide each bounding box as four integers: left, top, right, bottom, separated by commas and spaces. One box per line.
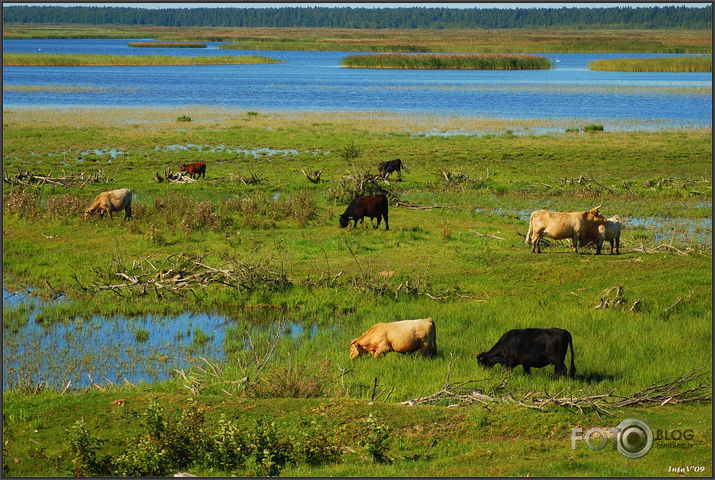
3, 5, 712, 29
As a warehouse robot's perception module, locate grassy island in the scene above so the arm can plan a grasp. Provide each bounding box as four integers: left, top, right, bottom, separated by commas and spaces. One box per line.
341, 53, 551, 70
588, 56, 712, 72
3, 53, 282, 66
128, 41, 207, 48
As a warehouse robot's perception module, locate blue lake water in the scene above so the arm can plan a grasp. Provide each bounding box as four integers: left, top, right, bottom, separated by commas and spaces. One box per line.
2, 288, 319, 390
2, 39, 712, 128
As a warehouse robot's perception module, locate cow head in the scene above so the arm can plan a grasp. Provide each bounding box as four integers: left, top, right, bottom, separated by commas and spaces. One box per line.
178, 164, 189, 172
339, 214, 350, 228
349, 339, 367, 359
476, 352, 495, 367
84, 207, 102, 219
586, 202, 605, 221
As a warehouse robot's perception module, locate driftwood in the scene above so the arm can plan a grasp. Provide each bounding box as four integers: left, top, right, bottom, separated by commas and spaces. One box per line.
401, 368, 711, 416
3, 169, 113, 188
154, 168, 196, 184
301, 168, 323, 184
394, 200, 449, 210
228, 171, 267, 185
632, 242, 710, 256
82, 253, 290, 297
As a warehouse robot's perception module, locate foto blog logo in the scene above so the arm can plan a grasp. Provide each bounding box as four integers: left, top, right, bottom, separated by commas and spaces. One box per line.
571, 418, 654, 459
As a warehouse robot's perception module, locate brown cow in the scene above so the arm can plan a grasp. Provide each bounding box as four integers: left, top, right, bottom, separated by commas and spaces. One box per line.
525, 203, 606, 254
179, 162, 206, 179
349, 318, 436, 359
84, 188, 132, 220
339, 194, 389, 230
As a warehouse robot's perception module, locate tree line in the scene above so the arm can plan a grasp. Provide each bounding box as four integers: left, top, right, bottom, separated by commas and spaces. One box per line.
3, 5, 712, 30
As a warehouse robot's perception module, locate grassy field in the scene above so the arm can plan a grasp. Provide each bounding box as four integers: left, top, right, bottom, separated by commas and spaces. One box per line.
3, 25, 712, 53
2, 107, 712, 476
589, 56, 712, 72
3, 53, 281, 66
341, 53, 551, 70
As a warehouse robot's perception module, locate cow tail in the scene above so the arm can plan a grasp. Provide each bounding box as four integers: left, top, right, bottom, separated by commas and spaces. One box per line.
568, 333, 576, 378
525, 213, 533, 245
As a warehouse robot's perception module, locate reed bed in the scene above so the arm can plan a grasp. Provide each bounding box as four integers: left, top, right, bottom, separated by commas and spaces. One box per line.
341, 53, 551, 70
3, 53, 282, 66
128, 41, 206, 48
589, 56, 712, 72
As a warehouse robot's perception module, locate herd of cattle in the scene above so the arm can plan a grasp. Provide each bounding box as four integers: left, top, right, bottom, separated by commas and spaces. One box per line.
82, 158, 625, 377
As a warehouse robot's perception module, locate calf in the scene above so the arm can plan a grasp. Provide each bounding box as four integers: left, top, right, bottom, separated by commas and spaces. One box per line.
350, 318, 436, 359
602, 216, 622, 254
378, 158, 403, 179
339, 194, 389, 230
84, 188, 133, 220
477, 328, 575, 377
179, 162, 206, 179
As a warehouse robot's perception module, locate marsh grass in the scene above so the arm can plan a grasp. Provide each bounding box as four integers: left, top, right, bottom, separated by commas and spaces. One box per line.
128, 41, 206, 48
341, 53, 551, 70
589, 55, 712, 72
5, 25, 712, 53
3, 53, 282, 66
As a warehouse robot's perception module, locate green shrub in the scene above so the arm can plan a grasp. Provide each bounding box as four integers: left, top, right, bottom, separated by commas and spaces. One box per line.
201, 415, 250, 472
67, 419, 112, 476
293, 420, 343, 466
249, 420, 294, 476
176, 115, 192, 122
359, 413, 391, 464
134, 328, 149, 342
583, 124, 604, 132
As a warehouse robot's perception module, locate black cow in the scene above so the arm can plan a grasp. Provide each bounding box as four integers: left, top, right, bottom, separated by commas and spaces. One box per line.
378, 158, 403, 179
339, 194, 389, 230
476, 328, 575, 377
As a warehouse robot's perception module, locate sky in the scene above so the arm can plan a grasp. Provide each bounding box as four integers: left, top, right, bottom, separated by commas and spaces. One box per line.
5, 2, 710, 8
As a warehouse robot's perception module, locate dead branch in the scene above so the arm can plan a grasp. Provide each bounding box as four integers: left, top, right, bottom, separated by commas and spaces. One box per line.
401, 368, 710, 415
394, 201, 449, 210
301, 168, 323, 184
4, 169, 113, 188
469, 230, 505, 240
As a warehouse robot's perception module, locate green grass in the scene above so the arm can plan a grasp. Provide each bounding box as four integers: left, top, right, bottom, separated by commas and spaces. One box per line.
2, 107, 712, 476
589, 56, 712, 72
341, 53, 551, 70
3, 25, 712, 53
128, 41, 206, 48
2, 53, 282, 66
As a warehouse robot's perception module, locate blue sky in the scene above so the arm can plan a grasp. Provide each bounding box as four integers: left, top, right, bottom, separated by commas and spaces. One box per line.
5, 2, 710, 8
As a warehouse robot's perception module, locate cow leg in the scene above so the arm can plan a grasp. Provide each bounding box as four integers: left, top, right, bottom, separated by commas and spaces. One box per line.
523, 366, 531, 375
383, 212, 389, 231
609, 239, 614, 254
571, 234, 579, 253
108, 209, 113, 220
531, 232, 541, 253
375, 215, 381, 229
554, 362, 567, 377
615, 237, 620, 255
124, 205, 132, 220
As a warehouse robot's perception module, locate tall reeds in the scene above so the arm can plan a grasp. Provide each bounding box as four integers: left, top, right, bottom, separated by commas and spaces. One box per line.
3, 53, 282, 66
341, 53, 551, 70
588, 56, 712, 72
128, 41, 206, 48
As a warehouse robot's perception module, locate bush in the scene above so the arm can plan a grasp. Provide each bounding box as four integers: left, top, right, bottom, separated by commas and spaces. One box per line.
359, 413, 391, 464
583, 124, 604, 132
339, 139, 361, 165
4, 189, 39, 218
202, 415, 250, 472
176, 115, 192, 122
67, 419, 112, 476
249, 420, 294, 476
293, 421, 343, 466
245, 360, 333, 398
46, 193, 85, 218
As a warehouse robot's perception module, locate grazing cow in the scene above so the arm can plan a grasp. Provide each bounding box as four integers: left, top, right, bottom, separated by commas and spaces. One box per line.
84, 188, 132, 220
350, 318, 436, 359
477, 328, 575, 377
179, 162, 206, 179
378, 158, 403, 179
525, 204, 606, 254
339, 194, 389, 230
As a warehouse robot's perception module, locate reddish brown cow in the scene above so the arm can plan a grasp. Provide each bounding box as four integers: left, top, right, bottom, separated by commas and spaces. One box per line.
179, 162, 206, 179
339, 194, 389, 230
